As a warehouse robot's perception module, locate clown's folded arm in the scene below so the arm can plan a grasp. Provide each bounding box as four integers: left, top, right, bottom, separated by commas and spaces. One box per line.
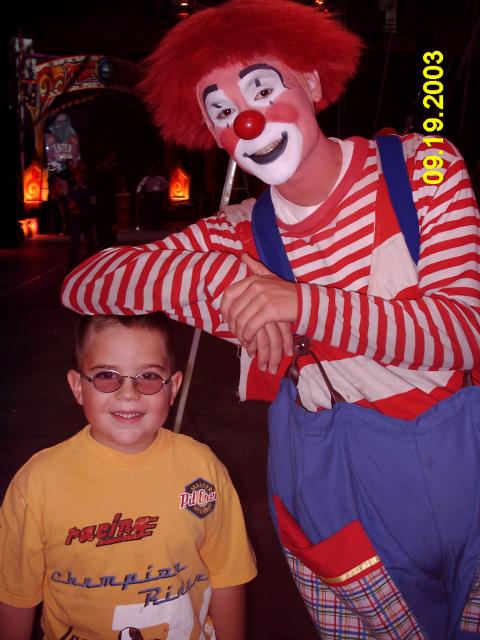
61, 133, 480, 418
60, 209, 250, 339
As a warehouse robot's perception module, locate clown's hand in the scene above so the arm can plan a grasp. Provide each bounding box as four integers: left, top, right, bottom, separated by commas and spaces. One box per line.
221, 253, 296, 372
245, 322, 292, 374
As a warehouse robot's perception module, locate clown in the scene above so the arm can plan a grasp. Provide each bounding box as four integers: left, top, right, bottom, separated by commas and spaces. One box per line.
61, 1, 480, 637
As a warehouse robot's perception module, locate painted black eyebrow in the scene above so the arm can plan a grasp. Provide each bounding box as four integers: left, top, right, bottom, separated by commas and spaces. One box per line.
238, 63, 287, 88
202, 84, 219, 103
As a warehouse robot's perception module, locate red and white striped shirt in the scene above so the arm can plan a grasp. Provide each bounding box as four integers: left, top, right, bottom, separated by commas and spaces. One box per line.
61, 134, 480, 418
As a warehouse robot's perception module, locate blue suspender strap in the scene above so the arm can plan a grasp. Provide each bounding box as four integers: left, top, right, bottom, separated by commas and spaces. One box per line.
251, 189, 296, 282
252, 136, 419, 275
251, 189, 344, 402
376, 135, 420, 264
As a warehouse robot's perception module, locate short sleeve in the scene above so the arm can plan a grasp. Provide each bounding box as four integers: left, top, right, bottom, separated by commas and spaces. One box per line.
199, 465, 257, 589
0, 475, 45, 607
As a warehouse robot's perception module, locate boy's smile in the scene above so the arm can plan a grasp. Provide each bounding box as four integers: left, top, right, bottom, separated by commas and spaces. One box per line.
68, 325, 182, 454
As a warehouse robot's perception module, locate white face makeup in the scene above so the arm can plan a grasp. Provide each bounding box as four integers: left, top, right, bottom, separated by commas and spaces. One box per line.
203, 87, 238, 129
199, 62, 321, 186
204, 64, 288, 128
237, 120, 303, 185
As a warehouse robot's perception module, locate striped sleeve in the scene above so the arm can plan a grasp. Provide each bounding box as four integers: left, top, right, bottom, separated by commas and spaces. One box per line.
294, 141, 480, 371
60, 214, 246, 343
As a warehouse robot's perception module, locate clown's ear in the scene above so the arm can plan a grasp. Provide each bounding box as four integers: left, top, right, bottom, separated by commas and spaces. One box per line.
304, 71, 322, 103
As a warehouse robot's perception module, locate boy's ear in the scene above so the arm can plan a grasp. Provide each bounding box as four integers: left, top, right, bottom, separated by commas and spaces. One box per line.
169, 371, 183, 407
67, 369, 84, 406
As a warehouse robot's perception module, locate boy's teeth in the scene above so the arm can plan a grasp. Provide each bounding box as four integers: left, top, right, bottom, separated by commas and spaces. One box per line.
114, 412, 142, 418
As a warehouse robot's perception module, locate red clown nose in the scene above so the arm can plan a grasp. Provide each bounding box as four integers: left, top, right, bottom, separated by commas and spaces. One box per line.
233, 110, 266, 139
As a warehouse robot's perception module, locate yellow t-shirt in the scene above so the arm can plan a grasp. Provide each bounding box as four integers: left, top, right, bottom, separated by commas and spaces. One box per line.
0, 426, 256, 640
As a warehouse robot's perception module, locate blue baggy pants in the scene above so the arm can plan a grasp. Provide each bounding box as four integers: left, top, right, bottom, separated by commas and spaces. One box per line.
268, 380, 480, 639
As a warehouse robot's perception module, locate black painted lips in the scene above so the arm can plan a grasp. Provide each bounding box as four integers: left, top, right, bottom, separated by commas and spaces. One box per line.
243, 131, 288, 165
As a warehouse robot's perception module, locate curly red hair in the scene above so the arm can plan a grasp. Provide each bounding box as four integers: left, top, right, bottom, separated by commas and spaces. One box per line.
140, 0, 364, 150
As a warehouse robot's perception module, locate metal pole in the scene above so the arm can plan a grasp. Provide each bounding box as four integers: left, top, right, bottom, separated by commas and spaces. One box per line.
173, 158, 238, 433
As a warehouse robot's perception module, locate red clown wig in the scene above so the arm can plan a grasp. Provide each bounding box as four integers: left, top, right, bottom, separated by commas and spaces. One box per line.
140, 0, 364, 150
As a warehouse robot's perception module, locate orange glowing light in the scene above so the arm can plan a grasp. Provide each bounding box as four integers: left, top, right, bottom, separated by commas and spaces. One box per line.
23, 161, 49, 204
41, 168, 49, 202
169, 166, 191, 203
23, 161, 43, 203
19, 217, 39, 237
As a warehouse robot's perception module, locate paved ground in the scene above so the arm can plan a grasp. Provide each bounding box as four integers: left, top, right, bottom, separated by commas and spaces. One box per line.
0, 231, 318, 639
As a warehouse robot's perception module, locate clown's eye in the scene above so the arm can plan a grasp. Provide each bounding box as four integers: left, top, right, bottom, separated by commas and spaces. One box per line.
255, 87, 274, 101
217, 107, 235, 120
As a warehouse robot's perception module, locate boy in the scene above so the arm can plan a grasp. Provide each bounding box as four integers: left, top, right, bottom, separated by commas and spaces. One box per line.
0, 313, 257, 640
61, 0, 480, 636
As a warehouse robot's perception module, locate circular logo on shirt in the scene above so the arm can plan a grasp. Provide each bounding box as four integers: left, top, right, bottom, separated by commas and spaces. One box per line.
179, 478, 217, 519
